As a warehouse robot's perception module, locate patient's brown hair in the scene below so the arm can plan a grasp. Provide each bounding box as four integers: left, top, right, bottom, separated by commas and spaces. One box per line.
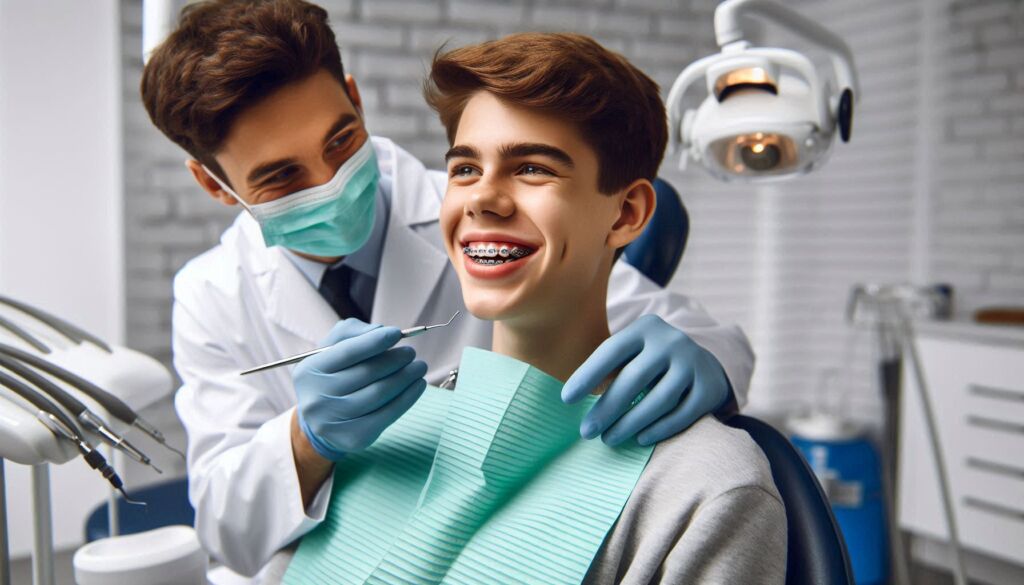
424, 33, 668, 194
140, 0, 345, 183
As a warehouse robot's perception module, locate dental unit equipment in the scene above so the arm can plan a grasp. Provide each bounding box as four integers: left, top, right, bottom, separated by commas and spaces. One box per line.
0, 344, 184, 460
0, 295, 178, 585
847, 284, 968, 585
665, 0, 858, 182
0, 370, 140, 505
0, 354, 160, 474
0, 315, 50, 354
0, 295, 111, 353
240, 311, 462, 376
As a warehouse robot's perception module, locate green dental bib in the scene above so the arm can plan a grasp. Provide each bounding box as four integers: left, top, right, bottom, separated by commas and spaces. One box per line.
283, 348, 654, 585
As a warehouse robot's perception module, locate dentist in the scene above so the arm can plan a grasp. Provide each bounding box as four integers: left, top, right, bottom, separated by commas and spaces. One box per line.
141, 0, 755, 581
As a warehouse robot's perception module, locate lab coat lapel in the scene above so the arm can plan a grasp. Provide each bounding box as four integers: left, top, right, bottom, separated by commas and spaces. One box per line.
371, 139, 449, 329
241, 215, 336, 347
263, 251, 337, 346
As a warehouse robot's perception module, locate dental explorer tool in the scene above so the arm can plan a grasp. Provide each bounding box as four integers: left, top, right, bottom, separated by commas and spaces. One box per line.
0, 371, 144, 506
240, 311, 461, 376
0, 355, 161, 474
0, 343, 185, 460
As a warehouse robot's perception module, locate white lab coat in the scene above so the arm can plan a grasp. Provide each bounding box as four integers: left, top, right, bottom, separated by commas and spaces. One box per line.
171, 137, 755, 582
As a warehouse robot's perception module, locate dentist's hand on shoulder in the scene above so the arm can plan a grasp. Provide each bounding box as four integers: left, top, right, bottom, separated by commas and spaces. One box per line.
291, 319, 428, 504
562, 314, 732, 447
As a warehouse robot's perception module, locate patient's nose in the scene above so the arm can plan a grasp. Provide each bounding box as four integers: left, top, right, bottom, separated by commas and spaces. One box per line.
466, 179, 514, 219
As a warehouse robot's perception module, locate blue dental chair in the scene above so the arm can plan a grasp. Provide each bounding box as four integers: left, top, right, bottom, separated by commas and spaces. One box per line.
85, 477, 193, 542
621, 178, 855, 585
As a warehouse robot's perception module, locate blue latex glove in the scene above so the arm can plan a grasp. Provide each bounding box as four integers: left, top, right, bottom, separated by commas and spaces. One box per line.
293, 319, 428, 461
563, 314, 732, 447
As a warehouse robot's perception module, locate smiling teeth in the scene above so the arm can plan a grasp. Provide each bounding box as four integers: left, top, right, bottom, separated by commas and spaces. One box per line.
462, 243, 534, 264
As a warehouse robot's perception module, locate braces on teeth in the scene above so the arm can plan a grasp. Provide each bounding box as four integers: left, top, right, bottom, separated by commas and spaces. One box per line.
463, 244, 532, 264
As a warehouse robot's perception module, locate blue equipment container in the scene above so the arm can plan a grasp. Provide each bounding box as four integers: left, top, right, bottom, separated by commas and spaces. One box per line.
85, 478, 195, 543
789, 415, 887, 585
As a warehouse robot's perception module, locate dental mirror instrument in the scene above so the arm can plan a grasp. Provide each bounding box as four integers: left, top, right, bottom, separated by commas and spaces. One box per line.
239, 311, 461, 376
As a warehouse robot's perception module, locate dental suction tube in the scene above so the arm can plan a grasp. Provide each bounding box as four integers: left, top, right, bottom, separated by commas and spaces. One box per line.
0, 295, 111, 353
0, 371, 140, 504
0, 354, 160, 472
0, 315, 50, 354
0, 343, 184, 460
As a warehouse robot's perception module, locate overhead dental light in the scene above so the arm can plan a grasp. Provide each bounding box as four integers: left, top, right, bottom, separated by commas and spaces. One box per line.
666, 0, 859, 183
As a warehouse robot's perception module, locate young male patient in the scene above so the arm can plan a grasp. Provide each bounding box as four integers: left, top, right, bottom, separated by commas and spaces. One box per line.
277, 33, 786, 585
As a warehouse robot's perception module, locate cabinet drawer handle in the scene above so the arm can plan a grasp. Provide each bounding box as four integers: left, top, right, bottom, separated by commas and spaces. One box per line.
969, 384, 1024, 403
967, 457, 1024, 480
963, 496, 1024, 523
966, 415, 1024, 435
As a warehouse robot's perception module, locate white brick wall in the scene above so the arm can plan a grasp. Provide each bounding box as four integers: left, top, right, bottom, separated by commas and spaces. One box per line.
932, 0, 1024, 317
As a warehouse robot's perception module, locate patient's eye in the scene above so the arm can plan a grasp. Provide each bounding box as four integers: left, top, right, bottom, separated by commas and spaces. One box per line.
450, 164, 478, 178
518, 164, 553, 176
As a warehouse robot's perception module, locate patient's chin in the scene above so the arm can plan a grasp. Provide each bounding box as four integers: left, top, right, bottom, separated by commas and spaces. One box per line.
462, 291, 520, 322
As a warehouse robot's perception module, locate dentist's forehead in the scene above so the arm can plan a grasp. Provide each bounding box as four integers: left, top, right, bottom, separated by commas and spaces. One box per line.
216, 70, 359, 184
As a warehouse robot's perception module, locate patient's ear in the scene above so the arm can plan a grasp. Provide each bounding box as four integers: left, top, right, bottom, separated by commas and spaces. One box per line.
606, 179, 656, 250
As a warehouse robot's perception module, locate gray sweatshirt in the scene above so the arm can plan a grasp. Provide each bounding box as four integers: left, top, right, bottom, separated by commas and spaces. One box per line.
583, 415, 787, 584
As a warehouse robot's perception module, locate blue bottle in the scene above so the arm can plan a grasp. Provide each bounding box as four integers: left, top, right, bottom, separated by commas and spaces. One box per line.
789, 414, 888, 585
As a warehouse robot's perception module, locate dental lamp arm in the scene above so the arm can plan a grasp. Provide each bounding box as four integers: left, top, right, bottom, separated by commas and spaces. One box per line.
714, 0, 859, 96
666, 53, 720, 151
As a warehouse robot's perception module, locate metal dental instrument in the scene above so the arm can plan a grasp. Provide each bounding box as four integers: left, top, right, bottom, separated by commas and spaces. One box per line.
0, 343, 185, 460
0, 354, 162, 474
398, 311, 461, 339
0, 371, 144, 506
240, 311, 461, 376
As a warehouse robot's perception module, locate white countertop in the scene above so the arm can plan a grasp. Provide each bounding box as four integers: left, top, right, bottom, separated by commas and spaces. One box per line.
913, 319, 1024, 348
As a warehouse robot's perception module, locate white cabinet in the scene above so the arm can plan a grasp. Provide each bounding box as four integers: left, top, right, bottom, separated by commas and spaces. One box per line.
898, 322, 1024, 567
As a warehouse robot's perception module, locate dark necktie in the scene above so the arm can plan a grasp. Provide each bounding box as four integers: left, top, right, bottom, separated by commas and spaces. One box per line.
318, 264, 368, 322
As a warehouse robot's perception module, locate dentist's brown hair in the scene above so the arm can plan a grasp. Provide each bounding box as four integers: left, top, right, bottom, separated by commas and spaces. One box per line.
141, 0, 347, 184
424, 33, 668, 195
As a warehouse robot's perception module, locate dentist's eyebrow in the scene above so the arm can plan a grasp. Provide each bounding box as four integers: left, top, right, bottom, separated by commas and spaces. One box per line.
245, 113, 359, 187
445, 144, 480, 162
500, 142, 575, 168
322, 113, 359, 144
247, 157, 299, 187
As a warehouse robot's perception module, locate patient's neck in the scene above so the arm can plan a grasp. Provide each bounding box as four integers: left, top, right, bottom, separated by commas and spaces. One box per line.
492, 291, 611, 384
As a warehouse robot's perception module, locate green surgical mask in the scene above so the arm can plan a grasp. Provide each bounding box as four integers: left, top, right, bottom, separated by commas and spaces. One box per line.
203, 139, 380, 257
